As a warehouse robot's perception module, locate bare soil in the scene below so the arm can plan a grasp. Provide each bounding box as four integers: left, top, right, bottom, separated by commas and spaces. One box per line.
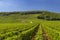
42, 27, 51, 40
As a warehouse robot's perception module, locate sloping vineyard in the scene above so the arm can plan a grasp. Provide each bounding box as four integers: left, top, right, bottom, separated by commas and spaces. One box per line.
0, 22, 39, 40
0, 20, 60, 40
41, 21, 60, 40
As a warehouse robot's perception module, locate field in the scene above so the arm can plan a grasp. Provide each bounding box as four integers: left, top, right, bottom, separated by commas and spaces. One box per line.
0, 12, 60, 40
41, 20, 60, 40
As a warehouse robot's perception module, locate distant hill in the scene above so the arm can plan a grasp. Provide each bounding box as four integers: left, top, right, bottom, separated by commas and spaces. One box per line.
0, 11, 60, 20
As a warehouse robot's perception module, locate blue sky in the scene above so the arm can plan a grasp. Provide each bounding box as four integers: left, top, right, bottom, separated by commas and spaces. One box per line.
0, 0, 60, 12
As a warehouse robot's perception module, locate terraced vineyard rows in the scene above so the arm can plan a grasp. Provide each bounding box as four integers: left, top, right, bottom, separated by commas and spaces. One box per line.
41, 21, 60, 40
34, 24, 51, 40
0, 13, 60, 40
0, 20, 60, 40
0, 22, 39, 40
41, 27, 50, 40
31, 20, 60, 40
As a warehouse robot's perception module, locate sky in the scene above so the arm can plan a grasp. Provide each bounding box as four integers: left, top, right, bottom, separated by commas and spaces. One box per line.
0, 0, 60, 12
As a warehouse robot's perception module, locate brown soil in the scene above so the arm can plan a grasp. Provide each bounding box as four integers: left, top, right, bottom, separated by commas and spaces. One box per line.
31, 24, 51, 40
42, 27, 51, 40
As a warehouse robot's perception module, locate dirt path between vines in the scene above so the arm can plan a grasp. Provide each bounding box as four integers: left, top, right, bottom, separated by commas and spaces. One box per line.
41, 27, 51, 40
31, 24, 39, 40
31, 24, 51, 40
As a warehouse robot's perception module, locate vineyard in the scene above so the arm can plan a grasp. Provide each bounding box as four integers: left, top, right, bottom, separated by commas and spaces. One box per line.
0, 11, 60, 40
0, 20, 60, 40
0, 23, 39, 40
41, 21, 60, 40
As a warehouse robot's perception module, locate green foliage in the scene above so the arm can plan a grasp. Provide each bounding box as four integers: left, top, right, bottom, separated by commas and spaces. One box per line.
41, 20, 60, 40
0, 11, 60, 40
